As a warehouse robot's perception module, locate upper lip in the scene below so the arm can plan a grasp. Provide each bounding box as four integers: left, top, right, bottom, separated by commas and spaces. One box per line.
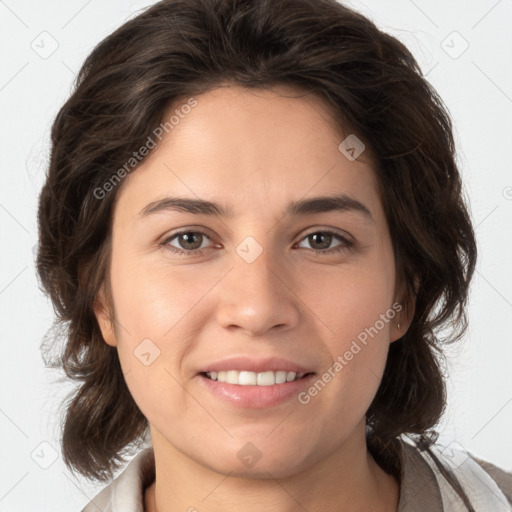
199, 356, 314, 374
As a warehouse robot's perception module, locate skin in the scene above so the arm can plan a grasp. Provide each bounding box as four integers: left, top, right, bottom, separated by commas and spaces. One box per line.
94, 84, 413, 512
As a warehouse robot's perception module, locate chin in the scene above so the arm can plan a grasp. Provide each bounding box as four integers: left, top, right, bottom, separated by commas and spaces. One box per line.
206, 457, 309, 480
194, 440, 314, 479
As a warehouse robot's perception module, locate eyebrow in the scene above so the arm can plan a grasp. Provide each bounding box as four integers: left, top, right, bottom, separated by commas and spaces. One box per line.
139, 193, 374, 222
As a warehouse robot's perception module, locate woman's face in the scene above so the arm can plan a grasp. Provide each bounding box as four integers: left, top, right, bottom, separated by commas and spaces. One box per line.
95, 84, 403, 477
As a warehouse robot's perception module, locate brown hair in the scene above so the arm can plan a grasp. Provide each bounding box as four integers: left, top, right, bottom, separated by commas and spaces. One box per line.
36, 0, 476, 504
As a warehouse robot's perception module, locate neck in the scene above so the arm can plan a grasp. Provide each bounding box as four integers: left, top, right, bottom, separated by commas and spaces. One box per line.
144, 422, 399, 512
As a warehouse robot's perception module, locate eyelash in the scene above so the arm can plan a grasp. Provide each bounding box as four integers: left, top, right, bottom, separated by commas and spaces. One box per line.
160, 228, 354, 257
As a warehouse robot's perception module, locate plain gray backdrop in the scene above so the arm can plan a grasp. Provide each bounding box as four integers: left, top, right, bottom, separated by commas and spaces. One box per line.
1, 0, 511, 510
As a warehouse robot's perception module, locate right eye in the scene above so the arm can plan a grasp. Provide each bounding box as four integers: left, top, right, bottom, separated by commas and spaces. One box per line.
161, 229, 215, 255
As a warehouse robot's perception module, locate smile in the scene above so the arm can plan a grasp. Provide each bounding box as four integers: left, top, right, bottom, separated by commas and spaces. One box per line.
204, 370, 308, 386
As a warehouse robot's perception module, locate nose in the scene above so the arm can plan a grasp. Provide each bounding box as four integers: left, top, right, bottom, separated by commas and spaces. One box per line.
215, 246, 301, 337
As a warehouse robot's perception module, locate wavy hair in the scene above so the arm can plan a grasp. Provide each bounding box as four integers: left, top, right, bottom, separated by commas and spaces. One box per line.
36, 0, 476, 505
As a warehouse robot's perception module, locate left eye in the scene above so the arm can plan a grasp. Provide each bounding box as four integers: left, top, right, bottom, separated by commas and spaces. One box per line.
296, 231, 351, 252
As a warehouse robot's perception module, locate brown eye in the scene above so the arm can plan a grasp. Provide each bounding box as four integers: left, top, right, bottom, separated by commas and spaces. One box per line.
307, 232, 333, 250
176, 232, 204, 250
164, 230, 212, 253
297, 230, 353, 254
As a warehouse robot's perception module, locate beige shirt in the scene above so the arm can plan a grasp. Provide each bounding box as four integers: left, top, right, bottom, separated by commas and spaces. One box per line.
82, 439, 512, 511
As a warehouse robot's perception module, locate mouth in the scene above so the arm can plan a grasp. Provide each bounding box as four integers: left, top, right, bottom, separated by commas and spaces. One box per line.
198, 369, 317, 408
201, 370, 314, 386
196, 355, 317, 407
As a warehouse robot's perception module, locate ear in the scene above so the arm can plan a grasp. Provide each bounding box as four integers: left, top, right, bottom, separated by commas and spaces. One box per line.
390, 276, 418, 343
92, 287, 118, 347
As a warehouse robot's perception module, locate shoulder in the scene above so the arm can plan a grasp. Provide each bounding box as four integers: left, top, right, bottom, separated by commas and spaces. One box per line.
397, 437, 512, 512
81, 448, 155, 512
472, 455, 512, 506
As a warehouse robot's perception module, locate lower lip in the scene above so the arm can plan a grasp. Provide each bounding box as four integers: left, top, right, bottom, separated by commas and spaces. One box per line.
198, 373, 316, 409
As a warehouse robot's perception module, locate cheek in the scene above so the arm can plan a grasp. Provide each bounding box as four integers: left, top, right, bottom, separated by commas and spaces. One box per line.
106, 252, 229, 419
298, 249, 396, 345
296, 249, 396, 406
109, 248, 225, 345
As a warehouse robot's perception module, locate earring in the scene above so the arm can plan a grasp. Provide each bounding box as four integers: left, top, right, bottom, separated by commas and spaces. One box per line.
397, 322, 401, 330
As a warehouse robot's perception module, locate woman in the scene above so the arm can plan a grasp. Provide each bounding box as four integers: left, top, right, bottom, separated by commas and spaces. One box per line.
36, 0, 511, 510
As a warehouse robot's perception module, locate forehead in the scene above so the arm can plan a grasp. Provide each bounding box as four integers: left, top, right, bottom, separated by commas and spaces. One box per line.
113, 84, 382, 222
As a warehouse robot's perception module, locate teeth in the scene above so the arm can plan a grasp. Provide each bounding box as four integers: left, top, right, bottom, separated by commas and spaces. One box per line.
205, 370, 306, 386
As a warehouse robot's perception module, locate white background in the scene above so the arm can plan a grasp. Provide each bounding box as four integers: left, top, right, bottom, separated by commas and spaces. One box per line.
0, 0, 511, 510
